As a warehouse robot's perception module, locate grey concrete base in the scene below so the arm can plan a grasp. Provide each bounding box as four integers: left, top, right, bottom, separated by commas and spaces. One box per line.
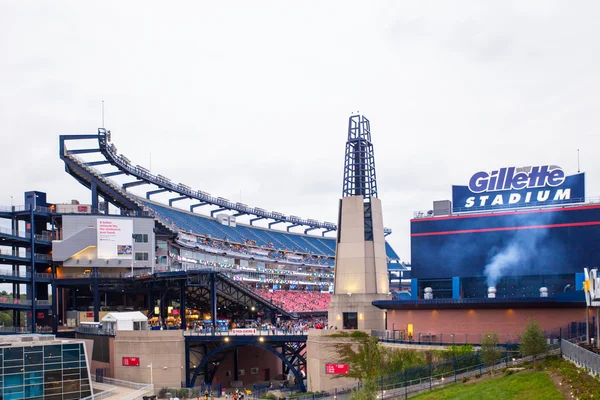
328, 293, 390, 331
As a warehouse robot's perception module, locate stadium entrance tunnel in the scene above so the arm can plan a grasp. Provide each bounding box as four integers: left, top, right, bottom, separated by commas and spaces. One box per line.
185, 336, 307, 392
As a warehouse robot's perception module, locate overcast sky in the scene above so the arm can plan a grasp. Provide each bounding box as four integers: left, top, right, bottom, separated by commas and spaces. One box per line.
1, 1, 599, 262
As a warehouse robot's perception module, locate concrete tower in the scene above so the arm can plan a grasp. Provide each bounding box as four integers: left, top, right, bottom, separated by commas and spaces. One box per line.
327, 115, 389, 331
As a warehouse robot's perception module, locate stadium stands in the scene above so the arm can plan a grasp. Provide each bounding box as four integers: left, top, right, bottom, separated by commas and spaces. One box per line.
254, 289, 331, 313
141, 199, 337, 255
140, 198, 397, 262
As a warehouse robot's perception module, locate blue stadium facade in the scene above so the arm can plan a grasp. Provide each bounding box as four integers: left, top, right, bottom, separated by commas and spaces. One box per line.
407, 165, 595, 301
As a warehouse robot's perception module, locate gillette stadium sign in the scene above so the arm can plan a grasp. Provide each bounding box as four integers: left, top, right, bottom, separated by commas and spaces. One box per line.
452, 165, 585, 212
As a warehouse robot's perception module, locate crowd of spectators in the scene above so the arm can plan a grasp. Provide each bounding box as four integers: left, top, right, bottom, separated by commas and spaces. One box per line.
253, 289, 331, 313
187, 237, 334, 267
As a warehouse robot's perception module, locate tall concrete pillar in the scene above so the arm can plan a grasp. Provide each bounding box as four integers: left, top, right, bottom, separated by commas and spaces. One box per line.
327, 115, 390, 331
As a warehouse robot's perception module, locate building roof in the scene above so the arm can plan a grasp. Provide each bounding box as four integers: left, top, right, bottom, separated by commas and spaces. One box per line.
102, 311, 148, 322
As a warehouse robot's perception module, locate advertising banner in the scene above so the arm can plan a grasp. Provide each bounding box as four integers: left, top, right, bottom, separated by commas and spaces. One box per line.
122, 357, 140, 367
452, 166, 585, 213
325, 364, 349, 374
232, 328, 257, 335
97, 218, 133, 259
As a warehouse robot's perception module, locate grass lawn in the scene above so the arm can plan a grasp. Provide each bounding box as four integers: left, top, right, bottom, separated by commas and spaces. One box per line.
411, 370, 563, 400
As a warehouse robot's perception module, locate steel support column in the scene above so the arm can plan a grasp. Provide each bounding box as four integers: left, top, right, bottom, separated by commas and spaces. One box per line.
147, 188, 169, 199
250, 217, 265, 226
51, 266, 58, 334
30, 206, 36, 333
190, 203, 208, 212
210, 273, 217, 330
180, 280, 187, 330
93, 268, 100, 322
91, 181, 99, 211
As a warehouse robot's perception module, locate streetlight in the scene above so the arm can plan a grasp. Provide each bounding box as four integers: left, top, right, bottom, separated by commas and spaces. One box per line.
147, 362, 153, 386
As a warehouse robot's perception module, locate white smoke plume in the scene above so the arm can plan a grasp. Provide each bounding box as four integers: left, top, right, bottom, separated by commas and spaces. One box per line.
484, 226, 551, 289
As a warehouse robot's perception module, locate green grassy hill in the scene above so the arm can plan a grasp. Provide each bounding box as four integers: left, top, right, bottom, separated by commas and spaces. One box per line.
411, 370, 563, 400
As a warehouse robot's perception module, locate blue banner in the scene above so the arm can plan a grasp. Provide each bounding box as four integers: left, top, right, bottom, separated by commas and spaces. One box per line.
452, 167, 585, 213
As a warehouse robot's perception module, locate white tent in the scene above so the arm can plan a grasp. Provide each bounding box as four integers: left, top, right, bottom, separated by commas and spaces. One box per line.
101, 311, 148, 332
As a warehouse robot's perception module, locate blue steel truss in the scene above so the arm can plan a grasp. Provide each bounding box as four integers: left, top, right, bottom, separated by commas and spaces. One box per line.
185, 335, 307, 391
58, 127, 393, 235
342, 115, 378, 199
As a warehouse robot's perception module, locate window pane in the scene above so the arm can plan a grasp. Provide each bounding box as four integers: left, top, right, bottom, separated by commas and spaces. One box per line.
43, 345, 61, 358
62, 349, 79, 363
4, 348, 23, 361
25, 352, 43, 365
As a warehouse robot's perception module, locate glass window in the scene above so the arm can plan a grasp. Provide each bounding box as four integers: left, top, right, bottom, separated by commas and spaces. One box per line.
4, 347, 23, 361
25, 351, 43, 365
62, 344, 79, 351
24, 384, 43, 398
4, 386, 24, 400
5, 366, 24, 374
63, 380, 81, 394
135, 252, 149, 261
4, 359, 23, 368
24, 364, 43, 372
62, 349, 79, 363
44, 370, 62, 383
64, 361, 79, 369
4, 373, 24, 388
24, 346, 43, 353
43, 345, 61, 358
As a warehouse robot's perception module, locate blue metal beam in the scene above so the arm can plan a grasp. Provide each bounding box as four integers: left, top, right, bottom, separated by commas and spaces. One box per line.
233, 212, 246, 217
169, 196, 188, 206
286, 223, 301, 232
85, 160, 111, 167
384, 231, 391, 237
210, 208, 228, 217
322, 228, 335, 237
269, 221, 284, 229
250, 217, 266, 226
122, 180, 146, 189
190, 203, 208, 212
62, 134, 101, 140
102, 171, 125, 177
68, 148, 101, 155
304, 227, 318, 234
147, 188, 169, 199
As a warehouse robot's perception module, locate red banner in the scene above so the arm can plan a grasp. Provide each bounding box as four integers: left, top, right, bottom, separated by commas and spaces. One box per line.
37, 312, 45, 319
325, 364, 349, 374
172, 309, 180, 316
122, 357, 140, 367
86, 312, 94, 318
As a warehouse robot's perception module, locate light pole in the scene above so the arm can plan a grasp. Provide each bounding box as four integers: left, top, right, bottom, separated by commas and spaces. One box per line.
147, 362, 153, 385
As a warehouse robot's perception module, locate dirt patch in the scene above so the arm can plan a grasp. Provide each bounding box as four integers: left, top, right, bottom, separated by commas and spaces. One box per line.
546, 370, 572, 398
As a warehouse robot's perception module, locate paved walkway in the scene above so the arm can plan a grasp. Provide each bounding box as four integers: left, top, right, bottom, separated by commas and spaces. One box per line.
92, 381, 139, 399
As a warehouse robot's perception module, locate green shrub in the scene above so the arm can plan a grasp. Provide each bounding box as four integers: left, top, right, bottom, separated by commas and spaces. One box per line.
462, 376, 470, 383
503, 369, 514, 376
474, 374, 481, 379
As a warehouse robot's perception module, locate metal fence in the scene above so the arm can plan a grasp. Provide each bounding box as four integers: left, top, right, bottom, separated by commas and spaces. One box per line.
291, 346, 560, 400
561, 339, 600, 378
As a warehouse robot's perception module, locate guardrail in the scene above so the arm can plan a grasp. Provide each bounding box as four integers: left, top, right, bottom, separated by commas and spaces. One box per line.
75, 326, 116, 336
373, 328, 564, 347
120, 384, 154, 400
561, 338, 600, 377
183, 328, 308, 337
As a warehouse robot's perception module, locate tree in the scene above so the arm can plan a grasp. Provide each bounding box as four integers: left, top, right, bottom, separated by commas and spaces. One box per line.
481, 332, 502, 375
519, 320, 548, 365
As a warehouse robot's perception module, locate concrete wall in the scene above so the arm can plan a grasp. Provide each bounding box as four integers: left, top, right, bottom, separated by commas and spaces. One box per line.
114, 330, 185, 391
306, 329, 359, 393
329, 196, 390, 330
386, 307, 588, 339
211, 346, 283, 388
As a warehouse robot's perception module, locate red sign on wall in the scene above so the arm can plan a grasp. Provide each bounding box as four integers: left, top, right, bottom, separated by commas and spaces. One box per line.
172, 309, 180, 316
122, 357, 140, 367
325, 364, 349, 374
86, 312, 94, 318
37, 312, 45, 319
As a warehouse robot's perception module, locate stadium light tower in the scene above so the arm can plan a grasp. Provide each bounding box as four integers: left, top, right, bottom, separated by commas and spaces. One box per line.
328, 115, 390, 331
